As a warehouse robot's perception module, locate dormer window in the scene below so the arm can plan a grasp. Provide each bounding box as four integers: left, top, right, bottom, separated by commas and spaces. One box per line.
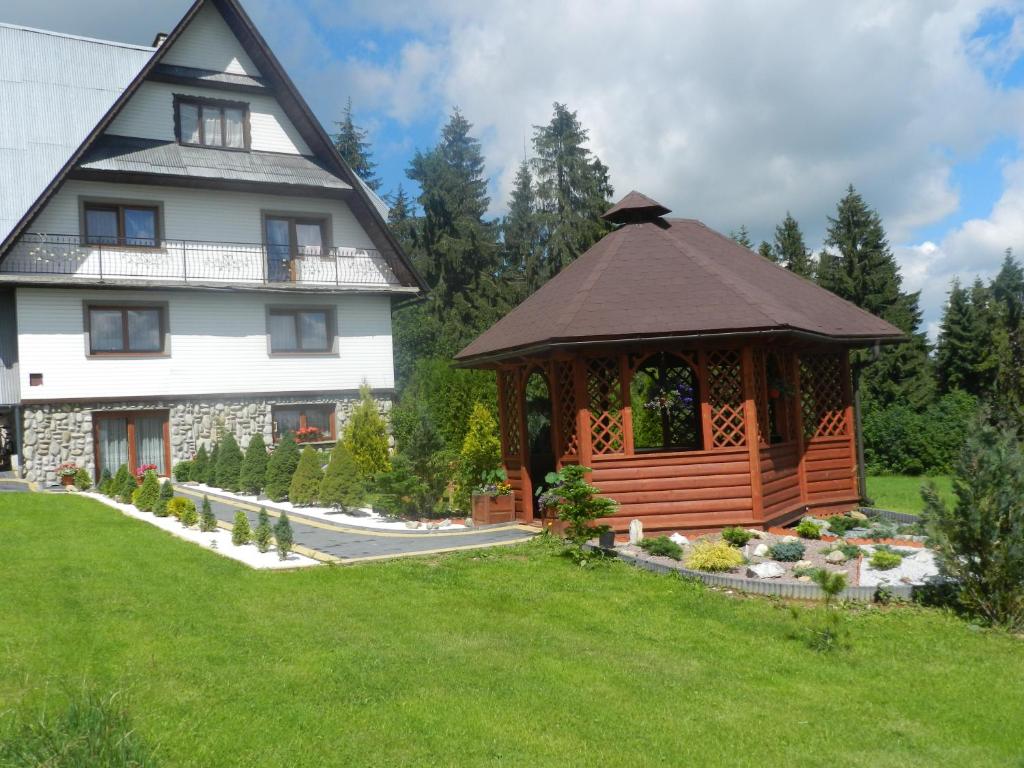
174, 95, 249, 150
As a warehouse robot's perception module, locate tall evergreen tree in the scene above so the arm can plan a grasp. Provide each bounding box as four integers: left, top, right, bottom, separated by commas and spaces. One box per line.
936, 279, 991, 397
501, 159, 541, 295
757, 240, 776, 262
531, 103, 613, 284
387, 183, 416, 251
773, 212, 815, 278
730, 225, 753, 250
990, 249, 1024, 430
333, 97, 380, 191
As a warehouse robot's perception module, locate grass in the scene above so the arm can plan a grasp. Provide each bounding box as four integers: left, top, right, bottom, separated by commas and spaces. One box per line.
2, 493, 1023, 767
866, 474, 954, 514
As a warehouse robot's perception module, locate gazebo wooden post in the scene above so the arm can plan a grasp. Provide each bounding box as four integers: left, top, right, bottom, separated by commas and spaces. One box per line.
619, 353, 635, 456
740, 345, 764, 523
574, 358, 593, 468
514, 365, 534, 522
790, 352, 810, 506
697, 350, 715, 450
840, 351, 857, 498
548, 359, 564, 469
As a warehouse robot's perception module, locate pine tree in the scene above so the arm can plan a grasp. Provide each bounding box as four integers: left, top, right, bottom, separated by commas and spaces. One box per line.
254, 507, 273, 553
730, 226, 753, 250
274, 511, 294, 561
319, 442, 367, 509
936, 280, 983, 395
238, 433, 269, 495
231, 510, 251, 546
333, 97, 380, 191
190, 445, 209, 485
289, 446, 324, 506
199, 495, 218, 532
757, 240, 777, 262
204, 443, 219, 486
343, 384, 390, 476
990, 248, 1024, 430
773, 212, 815, 278
215, 433, 243, 492
264, 433, 300, 502
531, 103, 612, 284
387, 183, 416, 252
503, 159, 543, 294
154, 479, 174, 517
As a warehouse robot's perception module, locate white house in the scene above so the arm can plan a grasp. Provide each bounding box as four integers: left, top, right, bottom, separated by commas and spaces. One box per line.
0, 0, 424, 485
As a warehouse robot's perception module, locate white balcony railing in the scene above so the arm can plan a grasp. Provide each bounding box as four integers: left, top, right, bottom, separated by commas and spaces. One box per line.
1, 234, 399, 288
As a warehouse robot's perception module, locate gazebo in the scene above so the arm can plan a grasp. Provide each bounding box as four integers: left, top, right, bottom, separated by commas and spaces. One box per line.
456, 192, 904, 533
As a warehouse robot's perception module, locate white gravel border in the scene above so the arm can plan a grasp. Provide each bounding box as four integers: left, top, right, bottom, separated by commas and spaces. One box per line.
858, 544, 938, 586
80, 491, 320, 570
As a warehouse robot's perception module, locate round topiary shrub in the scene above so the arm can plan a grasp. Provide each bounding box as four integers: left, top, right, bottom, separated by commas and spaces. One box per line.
795, 519, 823, 540
869, 548, 903, 571
131, 471, 161, 512
769, 540, 807, 562
685, 539, 744, 572
172, 460, 193, 482
166, 497, 195, 522
721, 526, 753, 547
289, 446, 324, 506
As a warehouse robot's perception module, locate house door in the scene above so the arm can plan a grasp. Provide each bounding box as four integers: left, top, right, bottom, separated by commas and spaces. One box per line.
524, 369, 556, 518
265, 216, 325, 282
94, 411, 170, 479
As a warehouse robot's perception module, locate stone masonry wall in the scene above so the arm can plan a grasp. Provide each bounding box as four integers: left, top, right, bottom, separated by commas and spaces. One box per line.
21, 393, 392, 485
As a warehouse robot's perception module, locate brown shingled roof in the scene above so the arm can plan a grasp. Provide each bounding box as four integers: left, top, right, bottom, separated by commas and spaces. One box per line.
456, 195, 904, 364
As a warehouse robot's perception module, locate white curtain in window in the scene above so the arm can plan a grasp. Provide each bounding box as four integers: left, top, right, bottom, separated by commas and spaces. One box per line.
90, 309, 124, 352
269, 313, 298, 351
202, 106, 223, 146
97, 418, 128, 476
134, 415, 166, 475
180, 103, 200, 143
224, 108, 244, 148
299, 311, 328, 350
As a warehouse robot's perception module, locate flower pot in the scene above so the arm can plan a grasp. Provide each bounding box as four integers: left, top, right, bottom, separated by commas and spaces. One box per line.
60, 475, 75, 487
471, 492, 515, 524
598, 529, 616, 549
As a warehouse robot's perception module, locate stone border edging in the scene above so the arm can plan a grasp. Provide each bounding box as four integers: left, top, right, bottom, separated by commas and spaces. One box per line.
861, 506, 921, 524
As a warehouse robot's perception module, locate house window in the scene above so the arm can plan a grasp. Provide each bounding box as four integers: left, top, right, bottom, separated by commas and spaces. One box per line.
263, 215, 328, 282
83, 203, 159, 247
175, 96, 248, 149
267, 308, 332, 353
272, 405, 334, 442
94, 411, 169, 478
86, 304, 167, 355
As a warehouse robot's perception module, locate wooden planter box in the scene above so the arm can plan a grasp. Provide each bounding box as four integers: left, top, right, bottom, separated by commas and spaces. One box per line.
471, 492, 516, 525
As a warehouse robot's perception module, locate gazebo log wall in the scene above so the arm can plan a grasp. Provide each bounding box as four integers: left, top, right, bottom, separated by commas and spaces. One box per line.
495, 342, 859, 534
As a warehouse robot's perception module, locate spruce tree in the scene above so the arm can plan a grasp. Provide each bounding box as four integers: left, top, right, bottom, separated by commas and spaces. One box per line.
387, 183, 416, 252
117, 468, 139, 504
757, 240, 776, 262
204, 443, 219, 486
199, 495, 218, 532
936, 280, 982, 395
190, 445, 209, 485
274, 511, 294, 561
333, 97, 380, 191
773, 212, 815, 278
264, 433, 300, 502
214, 433, 243, 492
319, 442, 367, 509
254, 507, 273, 553
503, 159, 543, 294
343, 384, 390, 476
239, 433, 269, 495
231, 510, 252, 546
154, 479, 174, 517
730, 226, 753, 250
990, 249, 1024, 430
99, 467, 114, 497
289, 446, 324, 506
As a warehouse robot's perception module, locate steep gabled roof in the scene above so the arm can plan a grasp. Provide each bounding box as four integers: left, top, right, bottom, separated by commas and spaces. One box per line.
0, 0, 425, 291
456, 194, 904, 364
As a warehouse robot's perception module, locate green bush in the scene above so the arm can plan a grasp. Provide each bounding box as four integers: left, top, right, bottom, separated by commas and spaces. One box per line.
172, 460, 193, 482
319, 442, 368, 509
769, 540, 806, 562
180, 500, 199, 528
154, 479, 174, 517
265, 433, 300, 502
73, 467, 92, 491
231, 510, 251, 546
838, 542, 863, 559
869, 549, 903, 570
166, 497, 196, 524
922, 420, 1024, 630
721, 526, 753, 547
204, 442, 220, 485
795, 519, 823, 540
827, 514, 859, 535
373, 454, 430, 518
214, 432, 244, 491
199, 495, 218, 532
639, 535, 683, 560
289, 446, 324, 506
190, 445, 209, 485
131, 471, 160, 512
254, 508, 273, 553
685, 539, 744, 572
238, 433, 269, 495
109, 464, 132, 502
393, 401, 454, 515
274, 511, 294, 560
543, 465, 618, 545
116, 470, 138, 505
457, 402, 501, 507
343, 383, 390, 476
98, 468, 113, 496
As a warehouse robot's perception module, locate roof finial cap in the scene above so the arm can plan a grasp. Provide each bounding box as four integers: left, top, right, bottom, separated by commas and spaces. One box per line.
601, 190, 671, 224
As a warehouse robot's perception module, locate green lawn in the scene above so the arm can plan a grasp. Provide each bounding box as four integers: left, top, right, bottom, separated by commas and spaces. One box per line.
1, 494, 1022, 767
866, 474, 954, 514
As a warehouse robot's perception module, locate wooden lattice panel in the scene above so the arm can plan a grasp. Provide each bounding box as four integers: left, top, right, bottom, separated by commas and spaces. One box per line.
706, 349, 746, 448
752, 349, 770, 447
555, 360, 578, 457
799, 354, 848, 438
586, 357, 624, 455
500, 369, 522, 457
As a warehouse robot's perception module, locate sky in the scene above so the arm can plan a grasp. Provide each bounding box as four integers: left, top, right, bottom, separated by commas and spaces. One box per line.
5, 0, 1024, 339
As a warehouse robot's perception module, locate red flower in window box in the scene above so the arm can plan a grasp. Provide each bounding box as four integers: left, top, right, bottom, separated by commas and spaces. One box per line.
295, 426, 324, 443
135, 463, 158, 481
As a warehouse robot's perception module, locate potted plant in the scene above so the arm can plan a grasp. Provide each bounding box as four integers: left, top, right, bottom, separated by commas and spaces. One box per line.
471, 469, 515, 524
134, 464, 158, 485
295, 426, 324, 443
56, 462, 79, 487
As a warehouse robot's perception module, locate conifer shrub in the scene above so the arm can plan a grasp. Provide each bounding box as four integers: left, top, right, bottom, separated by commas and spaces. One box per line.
73, 467, 92, 491
98, 468, 113, 496
214, 433, 243, 491
172, 460, 193, 482
166, 497, 195, 522
239, 433, 269, 495
199, 495, 218, 532
721, 526, 753, 547
318, 442, 367, 509
154, 479, 174, 517
254, 507, 273, 553
264, 433, 300, 502
869, 549, 902, 571
826, 514, 859, 536
541, 464, 618, 545
373, 455, 431, 518
204, 442, 219, 485
289, 446, 324, 506
274, 511, 294, 560
190, 445, 209, 485
231, 510, 251, 546
685, 539, 744, 572
109, 464, 131, 501
179, 499, 199, 528
795, 519, 823, 539
457, 402, 501, 506
117, 470, 139, 505
769, 540, 806, 562
638, 535, 683, 560
343, 383, 390, 476
131, 471, 161, 512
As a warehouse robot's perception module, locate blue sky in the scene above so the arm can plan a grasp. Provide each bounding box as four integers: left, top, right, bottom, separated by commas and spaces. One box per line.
5, 0, 1024, 338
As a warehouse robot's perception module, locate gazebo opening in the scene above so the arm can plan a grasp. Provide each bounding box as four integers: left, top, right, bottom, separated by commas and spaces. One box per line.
525, 369, 556, 492
630, 352, 702, 452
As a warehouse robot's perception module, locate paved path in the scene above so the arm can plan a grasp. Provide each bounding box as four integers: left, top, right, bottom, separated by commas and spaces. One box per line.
173, 484, 535, 564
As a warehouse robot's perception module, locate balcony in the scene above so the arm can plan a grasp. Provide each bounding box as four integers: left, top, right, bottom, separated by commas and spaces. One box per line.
0, 234, 402, 290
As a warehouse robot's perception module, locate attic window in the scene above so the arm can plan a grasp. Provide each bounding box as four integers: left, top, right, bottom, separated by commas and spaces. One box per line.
174, 95, 249, 150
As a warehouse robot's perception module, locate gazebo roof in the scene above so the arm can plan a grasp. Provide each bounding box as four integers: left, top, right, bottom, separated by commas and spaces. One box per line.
456, 193, 904, 364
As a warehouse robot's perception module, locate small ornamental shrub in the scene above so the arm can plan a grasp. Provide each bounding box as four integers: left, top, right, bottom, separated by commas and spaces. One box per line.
238, 433, 269, 495
721, 526, 753, 547
154, 479, 174, 516
685, 539, 744, 572
289, 446, 324, 506
131, 471, 161, 512
98, 468, 113, 496
795, 519, 823, 540
190, 445, 209, 484
109, 464, 132, 502
638, 535, 683, 560
869, 549, 903, 571
319, 442, 368, 509
542, 464, 618, 545
215, 432, 244, 491
172, 460, 193, 482
231, 510, 251, 546
254, 507, 273, 553
179, 499, 199, 528
373, 455, 430, 518
457, 402, 501, 506
199, 495, 218, 532
769, 540, 806, 562
343, 383, 390, 476
838, 542, 863, 560
274, 511, 294, 560
827, 514, 859, 536
118, 471, 139, 504
73, 467, 92, 491
265, 433, 300, 502
204, 443, 219, 485
166, 497, 195, 521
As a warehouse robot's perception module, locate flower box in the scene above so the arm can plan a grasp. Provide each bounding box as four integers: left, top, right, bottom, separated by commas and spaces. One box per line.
471, 492, 515, 525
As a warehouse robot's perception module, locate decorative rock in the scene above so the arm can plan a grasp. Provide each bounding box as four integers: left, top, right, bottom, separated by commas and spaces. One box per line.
798, 576, 812, 582
669, 532, 689, 546
753, 543, 770, 557
628, 519, 644, 545
794, 559, 813, 570
850, 511, 868, 521
825, 550, 848, 564
745, 528, 765, 538
747, 561, 785, 579
782, 535, 798, 543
